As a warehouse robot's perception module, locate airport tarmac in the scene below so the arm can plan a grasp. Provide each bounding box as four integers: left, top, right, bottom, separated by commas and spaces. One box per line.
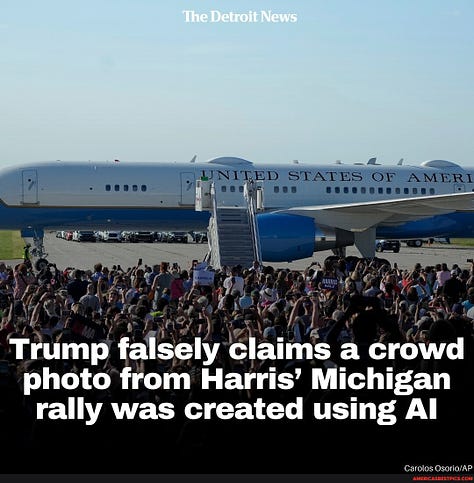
9, 231, 473, 273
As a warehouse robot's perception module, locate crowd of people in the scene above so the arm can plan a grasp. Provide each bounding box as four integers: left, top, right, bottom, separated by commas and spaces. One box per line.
0, 254, 473, 472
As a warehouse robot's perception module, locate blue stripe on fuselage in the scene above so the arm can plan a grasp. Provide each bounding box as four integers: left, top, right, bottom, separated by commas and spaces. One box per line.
1, 202, 473, 241
377, 212, 474, 239
0, 204, 211, 231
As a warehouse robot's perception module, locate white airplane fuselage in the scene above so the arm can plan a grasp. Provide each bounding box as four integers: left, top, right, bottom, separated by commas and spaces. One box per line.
0, 157, 473, 260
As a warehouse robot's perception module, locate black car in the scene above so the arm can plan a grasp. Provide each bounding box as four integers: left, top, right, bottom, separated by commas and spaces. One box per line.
128, 231, 154, 243
167, 232, 188, 243
74, 231, 97, 242
375, 239, 400, 253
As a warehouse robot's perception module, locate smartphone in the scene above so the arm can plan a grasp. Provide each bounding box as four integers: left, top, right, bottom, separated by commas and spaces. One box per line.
138, 258, 143, 266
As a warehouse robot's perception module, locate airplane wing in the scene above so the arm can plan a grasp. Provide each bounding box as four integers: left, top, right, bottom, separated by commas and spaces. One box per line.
276, 192, 474, 232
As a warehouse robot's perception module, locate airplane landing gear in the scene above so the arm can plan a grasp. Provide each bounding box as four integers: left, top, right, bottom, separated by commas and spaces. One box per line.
21, 229, 49, 271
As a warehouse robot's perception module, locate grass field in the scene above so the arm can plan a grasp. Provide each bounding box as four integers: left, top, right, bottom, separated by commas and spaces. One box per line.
0, 230, 24, 259
450, 239, 474, 247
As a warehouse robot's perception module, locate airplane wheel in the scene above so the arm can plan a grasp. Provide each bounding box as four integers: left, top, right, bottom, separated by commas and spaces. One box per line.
414, 240, 423, 248
35, 258, 49, 271
376, 244, 383, 252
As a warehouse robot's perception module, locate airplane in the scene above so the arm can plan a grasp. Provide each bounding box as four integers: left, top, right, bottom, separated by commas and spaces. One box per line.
0, 156, 473, 264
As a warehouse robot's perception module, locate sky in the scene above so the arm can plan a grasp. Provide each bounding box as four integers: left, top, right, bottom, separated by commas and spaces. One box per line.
1, 0, 473, 167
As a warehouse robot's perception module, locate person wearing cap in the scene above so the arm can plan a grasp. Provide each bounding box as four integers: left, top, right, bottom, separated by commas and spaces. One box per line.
260, 285, 277, 305
450, 303, 464, 316
263, 325, 277, 343
197, 295, 213, 315
309, 328, 320, 344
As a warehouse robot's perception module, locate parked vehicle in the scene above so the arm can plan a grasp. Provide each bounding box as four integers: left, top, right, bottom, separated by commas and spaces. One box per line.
123, 231, 154, 243
375, 239, 400, 253
72, 230, 97, 242
403, 237, 451, 247
191, 231, 208, 243
98, 231, 122, 242
153, 231, 167, 242
166, 232, 188, 243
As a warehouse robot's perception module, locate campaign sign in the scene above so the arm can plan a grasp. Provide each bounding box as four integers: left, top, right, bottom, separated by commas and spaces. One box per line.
193, 270, 215, 286
321, 277, 339, 290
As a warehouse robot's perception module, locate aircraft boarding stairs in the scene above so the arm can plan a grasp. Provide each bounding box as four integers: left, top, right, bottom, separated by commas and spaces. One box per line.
209, 207, 256, 268
195, 179, 263, 270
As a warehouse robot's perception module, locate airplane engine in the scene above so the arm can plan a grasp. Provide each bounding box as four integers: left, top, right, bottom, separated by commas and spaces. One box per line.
257, 213, 354, 262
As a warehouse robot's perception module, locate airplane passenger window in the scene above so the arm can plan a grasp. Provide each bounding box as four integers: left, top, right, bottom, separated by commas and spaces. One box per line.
274, 187, 279, 193
105, 185, 111, 192
114, 185, 120, 191
326, 187, 331, 193
291, 187, 296, 193
369, 187, 375, 194
412, 188, 418, 194
421, 188, 426, 195
361, 187, 366, 194
430, 188, 435, 194
395, 188, 401, 194
124, 185, 129, 192
386, 188, 391, 194
378, 187, 383, 194
239, 186, 244, 193
230, 186, 235, 192
343, 187, 348, 194
335, 187, 340, 194
283, 186, 288, 193
141, 185, 147, 192
133, 185, 138, 191
404, 188, 409, 194
221, 186, 227, 192
352, 187, 357, 193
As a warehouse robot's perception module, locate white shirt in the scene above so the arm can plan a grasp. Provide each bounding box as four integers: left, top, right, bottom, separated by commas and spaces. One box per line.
223, 275, 245, 297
